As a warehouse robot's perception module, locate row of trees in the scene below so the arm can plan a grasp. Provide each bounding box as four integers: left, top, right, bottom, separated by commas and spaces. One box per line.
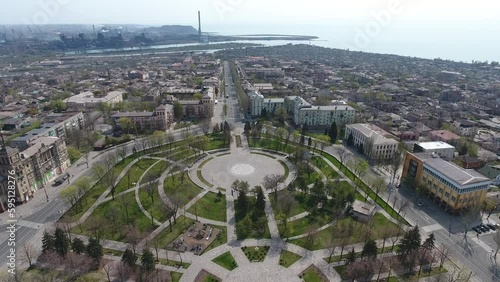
39, 228, 103, 279
233, 180, 267, 239
339, 226, 452, 281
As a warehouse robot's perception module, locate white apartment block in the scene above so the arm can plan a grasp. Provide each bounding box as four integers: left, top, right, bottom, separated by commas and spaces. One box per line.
248, 93, 356, 127
65, 90, 124, 111
345, 123, 399, 160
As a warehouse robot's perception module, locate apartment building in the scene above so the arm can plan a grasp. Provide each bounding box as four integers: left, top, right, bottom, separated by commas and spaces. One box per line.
345, 123, 399, 160
111, 105, 174, 131
10, 112, 84, 150
65, 90, 124, 111
0, 136, 70, 206
401, 152, 490, 213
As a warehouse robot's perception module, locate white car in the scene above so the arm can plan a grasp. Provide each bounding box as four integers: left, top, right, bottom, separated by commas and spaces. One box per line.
215, 100, 218, 104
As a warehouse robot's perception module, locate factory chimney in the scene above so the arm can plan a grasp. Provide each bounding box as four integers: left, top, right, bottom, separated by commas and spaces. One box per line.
198, 11, 202, 42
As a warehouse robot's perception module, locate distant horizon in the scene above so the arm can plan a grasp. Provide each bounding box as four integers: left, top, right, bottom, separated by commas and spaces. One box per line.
1, 21, 499, 63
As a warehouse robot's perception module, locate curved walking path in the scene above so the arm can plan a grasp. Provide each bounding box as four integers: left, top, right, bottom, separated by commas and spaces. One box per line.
67, 130, 418, 282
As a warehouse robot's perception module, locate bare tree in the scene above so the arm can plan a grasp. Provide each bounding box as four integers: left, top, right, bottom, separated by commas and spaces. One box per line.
263, 174, 284, 203
126, 225, 143, 256
277, 191, 297, 238
101, 260, 114, 282
199, 119, 212, 135
370, 176, 387, 202
118, 195, 131, 224
21, 243, 36, 267
87, 217, 106, 242
335, 146, 350, 172
437, 243, 450, 270
118, 146, 127, 161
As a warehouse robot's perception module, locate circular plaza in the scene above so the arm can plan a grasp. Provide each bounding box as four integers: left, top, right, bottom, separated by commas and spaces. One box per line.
200, 152, 286, 189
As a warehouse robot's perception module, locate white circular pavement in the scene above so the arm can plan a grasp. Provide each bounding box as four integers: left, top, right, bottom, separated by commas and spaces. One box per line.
230, 164, 256, 176
200, 153, 285, 189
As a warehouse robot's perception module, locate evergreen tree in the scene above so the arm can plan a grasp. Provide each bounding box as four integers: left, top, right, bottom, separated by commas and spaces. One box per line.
86, 237, 103, 265
261, 108, 268, 119
347, 133, 354, 147
42, 231, 55, 253
244, 121, 252, 133
301, 123, 308, 135
71, 237, 86, 254
398, 226, 421, 270
300, 134, 305, 145
122, 249, 137, 268
324, 128, 328, 136
361, 238, 378, 259
141, 249, 155, 273
329, 122, 338, 143
236, 189, 248, 217
346, 247, 356, 264
53, 228, 70, 257
422, 233, 435, 252
254, 186, 265, 219
308, 137, 312, 146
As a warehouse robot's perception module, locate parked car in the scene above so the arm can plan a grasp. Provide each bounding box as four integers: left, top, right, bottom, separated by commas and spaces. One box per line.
472, 227, 482, 234
487, 224, 496, 231
53, 174, 69, 186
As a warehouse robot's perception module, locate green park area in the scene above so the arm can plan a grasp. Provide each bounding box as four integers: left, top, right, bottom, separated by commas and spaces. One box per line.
187, 192, 226, 222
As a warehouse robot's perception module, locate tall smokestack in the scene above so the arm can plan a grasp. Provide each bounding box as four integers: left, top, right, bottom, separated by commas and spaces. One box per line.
198, 11, 202, 41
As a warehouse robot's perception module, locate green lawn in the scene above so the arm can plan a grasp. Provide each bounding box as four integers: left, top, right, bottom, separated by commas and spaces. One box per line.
251, 136, 409, 225
73, 192, 157, 242
300, 265, 328, 282
212, 252, 238, 270
279, 160, 290, 179
164, 174, 203, 206
280, 212, 331, 237
61, 154, 138, 222
154, 216, 195, 248
169, 148, 197, 162
289, 213, 399, 250
115, 158, 159, 194
187, 192, 226, 222
197, 170, 213, 187
312, 156, 339, 179
279, 250, 301, 268
139, 160, 168, 185
170, 272, 183, 282
241, 246, 269, 262
139, 184, 168, 222
206, 137, 228, 151
270, 190, 308, 219
158, 258, 190, 269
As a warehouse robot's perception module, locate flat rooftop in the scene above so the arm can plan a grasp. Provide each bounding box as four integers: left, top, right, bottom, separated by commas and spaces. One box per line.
414, 153, 490, 187
416, 141, 455, 150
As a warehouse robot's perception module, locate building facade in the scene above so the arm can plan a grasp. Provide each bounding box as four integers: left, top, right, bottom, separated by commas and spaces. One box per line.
111, 105, 174, 132
401, 152, 490, 213
0, 137, 69, 205
10, 112, 85, 150
65, 90, 124, 111
345, 123, 399, 160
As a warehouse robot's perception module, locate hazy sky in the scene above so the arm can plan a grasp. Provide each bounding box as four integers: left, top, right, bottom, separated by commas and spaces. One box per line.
2, 0, 499, 28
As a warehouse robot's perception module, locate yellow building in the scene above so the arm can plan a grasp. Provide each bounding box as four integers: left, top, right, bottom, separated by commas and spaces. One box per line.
401, 152, 490, 213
